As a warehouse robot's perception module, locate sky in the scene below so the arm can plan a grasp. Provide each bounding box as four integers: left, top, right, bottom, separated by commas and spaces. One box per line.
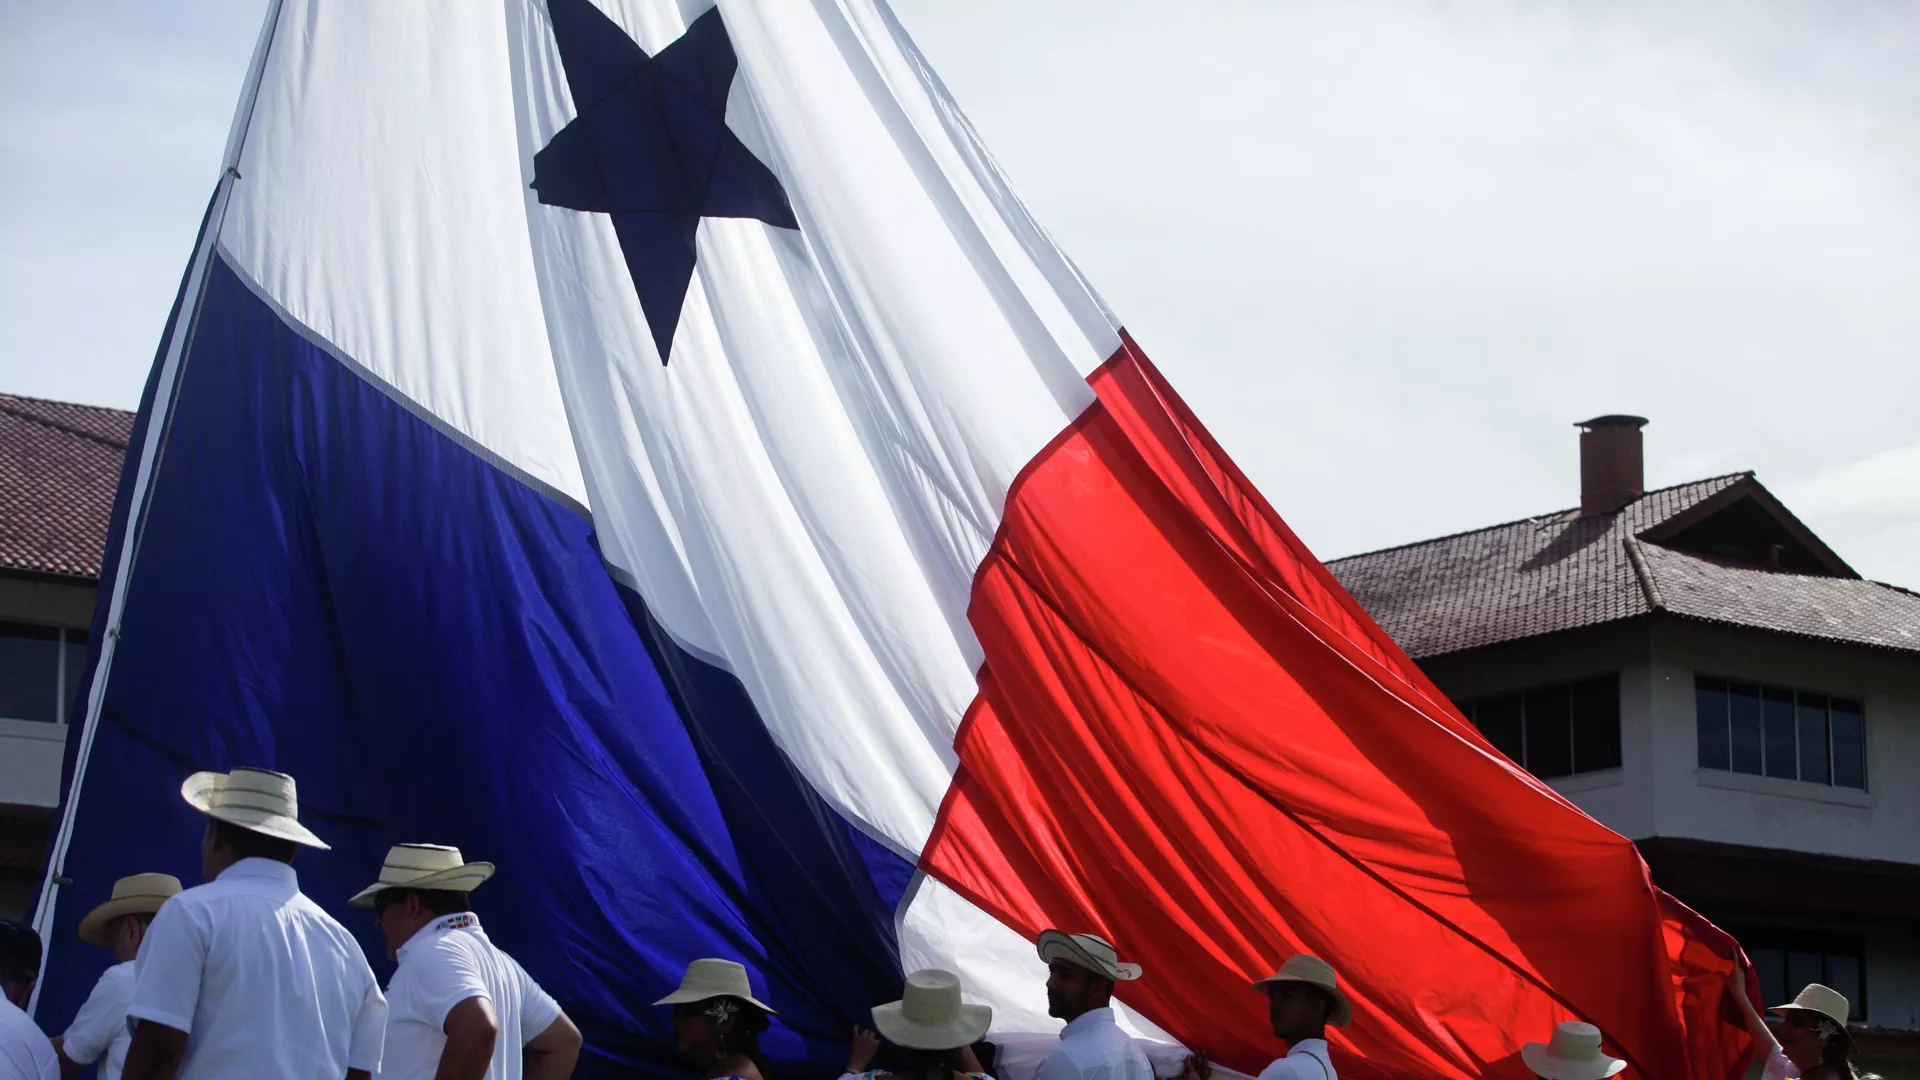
2, 2, 1917, 585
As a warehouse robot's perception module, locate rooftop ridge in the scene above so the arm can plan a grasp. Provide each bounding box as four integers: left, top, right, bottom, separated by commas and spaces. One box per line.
1325, 471, 1753, 565
0, 393, 135, 451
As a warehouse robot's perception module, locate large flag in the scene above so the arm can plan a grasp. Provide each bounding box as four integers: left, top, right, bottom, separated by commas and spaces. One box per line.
34, 3, 1749, 1078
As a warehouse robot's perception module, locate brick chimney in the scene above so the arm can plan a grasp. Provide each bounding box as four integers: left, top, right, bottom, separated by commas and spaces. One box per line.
1576, 415, 1647, 515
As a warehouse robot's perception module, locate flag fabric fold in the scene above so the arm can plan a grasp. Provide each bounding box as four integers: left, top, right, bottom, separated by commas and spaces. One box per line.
32, 2, 1746, 1078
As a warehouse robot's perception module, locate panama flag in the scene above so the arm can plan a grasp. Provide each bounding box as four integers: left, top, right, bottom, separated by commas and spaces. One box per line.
33, 3, 1752, 1078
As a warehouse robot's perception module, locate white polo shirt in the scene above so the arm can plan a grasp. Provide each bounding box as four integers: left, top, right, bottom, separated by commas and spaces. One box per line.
1255, 1040, 1334, 1080
59, 960, 137, 1080
0, 995, 58, 1080
1033, 1008, 1152, 1080
128, 857, 387, 1079
375, 912, 562, 1080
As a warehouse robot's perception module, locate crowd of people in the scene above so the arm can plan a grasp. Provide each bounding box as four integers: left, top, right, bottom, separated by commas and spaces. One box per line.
0, 766, 1880, 1080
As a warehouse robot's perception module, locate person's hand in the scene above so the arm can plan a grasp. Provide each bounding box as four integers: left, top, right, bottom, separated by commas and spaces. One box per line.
1724, 960, 1752, 1004
848, 1027, 882, 1074
1176, 1051, 1211, 1080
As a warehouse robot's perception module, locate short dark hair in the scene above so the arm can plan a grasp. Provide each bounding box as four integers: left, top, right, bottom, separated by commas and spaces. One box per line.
375, 888, 471, 917
212, 818, 300, 863
0, 920, 42, 993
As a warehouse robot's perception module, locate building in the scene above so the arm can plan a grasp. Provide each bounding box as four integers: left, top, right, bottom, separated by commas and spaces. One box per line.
1329, 416, 1920, 1078
0, 394, 133, 920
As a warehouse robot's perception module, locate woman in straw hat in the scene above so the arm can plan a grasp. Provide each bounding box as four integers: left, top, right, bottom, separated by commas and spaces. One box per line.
655, 959, 777, 1080
1726, 963, 1881, 1080
843, 969, 994, 1080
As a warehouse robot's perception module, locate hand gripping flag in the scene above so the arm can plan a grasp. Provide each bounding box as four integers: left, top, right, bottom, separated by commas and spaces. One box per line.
32, 3, 1753, 1078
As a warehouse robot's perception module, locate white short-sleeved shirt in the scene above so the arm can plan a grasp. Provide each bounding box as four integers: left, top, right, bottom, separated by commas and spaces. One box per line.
128, 857, 387, 1079
374, 912, 562, 1080
1255, 1040, 1335, 1080
60, 960, 137, 1080
0, 995, 58, 1080
1033, 1008, 1153, 1080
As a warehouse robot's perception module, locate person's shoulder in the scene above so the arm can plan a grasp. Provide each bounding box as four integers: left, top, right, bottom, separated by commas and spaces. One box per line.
101, 959, 139, 992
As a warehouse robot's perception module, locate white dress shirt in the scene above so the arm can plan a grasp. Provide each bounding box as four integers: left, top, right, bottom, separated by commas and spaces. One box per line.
375, 912, 562, 1080
128, 857, 387, 1079
1033, 1008, 1152, 1080
0, 995, 58, 1080
60, 960, 136, 1080
1254, 1040, 1334, 1080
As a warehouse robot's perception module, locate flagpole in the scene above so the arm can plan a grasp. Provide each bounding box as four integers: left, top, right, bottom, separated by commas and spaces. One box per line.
27, 0, 290, 1015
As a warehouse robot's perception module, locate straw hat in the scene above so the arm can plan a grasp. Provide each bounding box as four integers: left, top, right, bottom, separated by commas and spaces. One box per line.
1521, 1022, 1626, 1080
348, 844, 496, 907
1036, 931, 1142, 982
653, 958, 777, 1014
1252, 955, 1352, 1028
180, 767, 329, 849
1770, 984, 1851, 1040
872, 969, 992, 1050
77, 873, 181, 947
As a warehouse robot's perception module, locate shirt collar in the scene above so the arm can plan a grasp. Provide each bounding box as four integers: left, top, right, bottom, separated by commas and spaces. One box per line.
397, 911, 483, 964
1060, 1006, 1116, 1039
1286, 1039, 1329, 1058
216, 857, 299, 886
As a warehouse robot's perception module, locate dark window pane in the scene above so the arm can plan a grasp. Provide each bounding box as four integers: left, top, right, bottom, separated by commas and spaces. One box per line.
1830, 700, 1865, 790
1763, 688, 1797, 780
1570, 676, 1621, 774
1825, 955, 1861, 1020
1525, 685, 1573, 779
1751, 948, 1787, 1011
1798, 695, 1830, 785
0, 621, 61, 723
1787, 951, 1824, 997
1475, 695, 1523, 766
62, 631, 89, 725
1696, 678, 1730, 771
1729, 683, 1762, 775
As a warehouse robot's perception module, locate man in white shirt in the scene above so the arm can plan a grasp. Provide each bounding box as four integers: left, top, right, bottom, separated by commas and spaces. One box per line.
1031, 931, 1152, 1080
349, 844, 580, 1080
0, 920, 58, 1080
53, 873, 181, 1080
122, 767, 387, 1080
1178, 955, 1347, 1080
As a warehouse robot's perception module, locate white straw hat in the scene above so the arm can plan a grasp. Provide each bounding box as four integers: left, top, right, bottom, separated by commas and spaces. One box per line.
181, 767, 329, 849
1770, 984, 1851, 1039
77, 873, 181, 947
653, 958, 777, 1014
872, 969, 992, 1050
1521, 1021, 1626, 1080
1252, 954, 1352, 1028
349, 844, 496, 907
1036, 931, 1142, 982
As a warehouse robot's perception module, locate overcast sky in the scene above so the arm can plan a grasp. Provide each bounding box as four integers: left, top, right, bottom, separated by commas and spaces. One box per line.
3, 1, 1917, 585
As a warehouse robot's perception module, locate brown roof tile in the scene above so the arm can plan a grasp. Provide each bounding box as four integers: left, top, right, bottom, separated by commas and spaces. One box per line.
1326, 474, 1920, 657
0, 394, 134, 581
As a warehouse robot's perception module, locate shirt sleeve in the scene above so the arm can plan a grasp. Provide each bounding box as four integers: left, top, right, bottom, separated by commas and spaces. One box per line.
58, 969, 123, 1064
515, 960, 562, 1045
415, 939, 491, 1032
347, 962, 389, 1074
1761, 1045, 1797, 1080
127, 901, 206, 1034
1033, 1046, 1077, 1080
1254, 1059, 1305, 1080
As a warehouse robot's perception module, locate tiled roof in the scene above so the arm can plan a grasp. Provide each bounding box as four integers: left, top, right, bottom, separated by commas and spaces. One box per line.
1326, 474, 1920, 657
0, 394, 135, 580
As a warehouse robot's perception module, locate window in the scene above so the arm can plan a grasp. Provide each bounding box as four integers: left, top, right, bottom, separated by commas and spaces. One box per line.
0, 622, 90, 724
1730, 926, 1866, 1024
1458, 675, 1620, 780
1696, 676, 1864, 789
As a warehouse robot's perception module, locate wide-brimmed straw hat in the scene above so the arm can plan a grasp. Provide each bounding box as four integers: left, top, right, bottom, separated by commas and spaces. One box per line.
1521, 1021, 1626, 1080
1770, 984, 1851, 1041
872, 969, 992, 1050
77, 873, 181, 947
348, 844, 496, 907
653, 958, 777, 1014
1252, 954, 1352, 1028
180, 767, 329, 849
1036, 930, 1142, 982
